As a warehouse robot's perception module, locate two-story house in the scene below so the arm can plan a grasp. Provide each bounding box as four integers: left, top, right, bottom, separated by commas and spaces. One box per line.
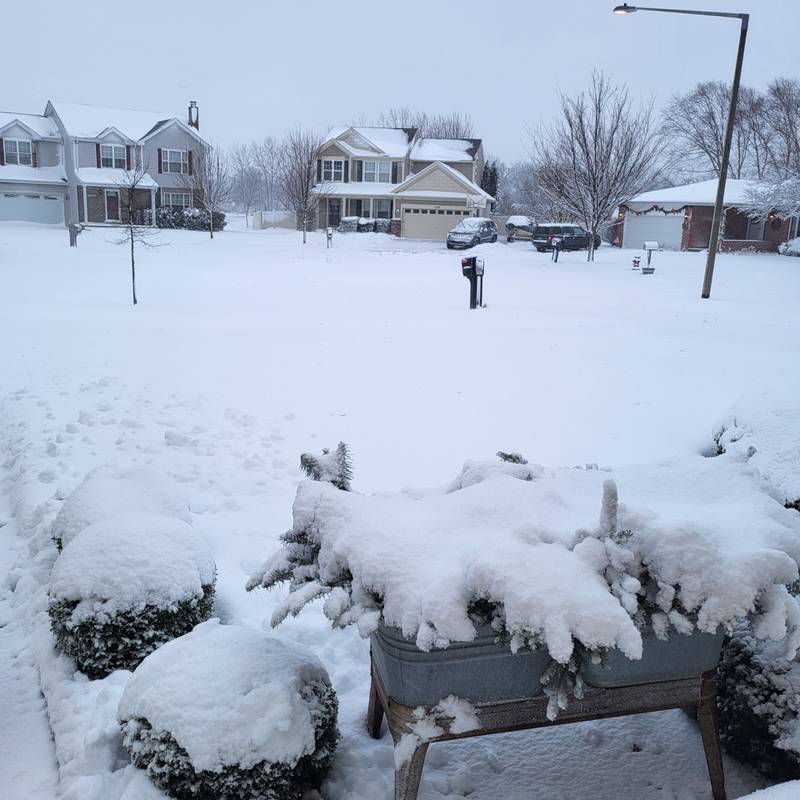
314, 127, 493, 240
0, 100, 206, 227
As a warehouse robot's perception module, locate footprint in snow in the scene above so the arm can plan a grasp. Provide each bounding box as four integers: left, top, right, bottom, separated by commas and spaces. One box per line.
164, 431, 198, 448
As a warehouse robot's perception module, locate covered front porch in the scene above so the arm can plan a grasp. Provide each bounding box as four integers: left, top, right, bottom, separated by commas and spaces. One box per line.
75, 168, 159, 225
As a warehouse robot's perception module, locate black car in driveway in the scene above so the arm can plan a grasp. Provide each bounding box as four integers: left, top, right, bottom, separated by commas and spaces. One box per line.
531, 223, 602, 252
446, 218, 498, 249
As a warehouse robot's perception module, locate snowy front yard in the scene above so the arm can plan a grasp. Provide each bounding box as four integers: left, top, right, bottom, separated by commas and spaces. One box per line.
2, 222, 800, 800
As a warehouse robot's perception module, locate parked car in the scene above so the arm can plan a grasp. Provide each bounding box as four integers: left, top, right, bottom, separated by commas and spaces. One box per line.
446, 218, 498, 249
531, 223, 602, 252
505, 215, 535, 242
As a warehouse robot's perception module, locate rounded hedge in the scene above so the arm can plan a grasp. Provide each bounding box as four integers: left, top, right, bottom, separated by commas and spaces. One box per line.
49, 514, 216, 678
118, 622, 339, 800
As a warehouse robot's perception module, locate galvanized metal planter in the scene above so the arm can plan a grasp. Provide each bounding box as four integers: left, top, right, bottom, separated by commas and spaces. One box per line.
370, 623, 550, 707
582, 629, 725, 688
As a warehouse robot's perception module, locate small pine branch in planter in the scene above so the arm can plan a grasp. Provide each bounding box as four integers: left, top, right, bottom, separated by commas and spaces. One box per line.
300, 442, 353, 491
496, 451, 528, 464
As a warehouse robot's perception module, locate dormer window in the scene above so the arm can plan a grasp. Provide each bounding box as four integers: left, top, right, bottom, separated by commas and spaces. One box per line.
101, 144, 126, 169
163, 149, 188, 174
322, 159, 344, 182
4, 139, 33, 166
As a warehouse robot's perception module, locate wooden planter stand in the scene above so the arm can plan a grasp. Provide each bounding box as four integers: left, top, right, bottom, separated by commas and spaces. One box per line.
368, 655, 726, 800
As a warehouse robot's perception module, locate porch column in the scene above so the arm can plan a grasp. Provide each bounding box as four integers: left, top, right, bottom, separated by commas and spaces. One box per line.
82, 185, 89, 223
150, 188, 157, 226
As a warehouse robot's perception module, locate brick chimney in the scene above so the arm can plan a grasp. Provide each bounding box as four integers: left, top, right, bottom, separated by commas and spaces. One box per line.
188, 101, 199, 131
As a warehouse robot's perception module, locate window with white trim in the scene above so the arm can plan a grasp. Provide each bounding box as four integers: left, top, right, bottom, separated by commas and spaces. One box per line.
162, 191, 191, 208
4, 139, 33, 166
374, 199, 391, 219
162, 149, 188, 174
378, 161, 391, 183
322, 159, 344, 182
101, 144, 126, 169
363, 161, 376, 182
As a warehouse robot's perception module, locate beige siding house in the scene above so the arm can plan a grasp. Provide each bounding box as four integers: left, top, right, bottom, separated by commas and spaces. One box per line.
313, 126, 493, 240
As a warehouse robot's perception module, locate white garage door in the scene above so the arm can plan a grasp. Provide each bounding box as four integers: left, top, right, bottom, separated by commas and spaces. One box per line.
402, 206, 468, 241
622, 213, 683, 250
0, 191, 64, 224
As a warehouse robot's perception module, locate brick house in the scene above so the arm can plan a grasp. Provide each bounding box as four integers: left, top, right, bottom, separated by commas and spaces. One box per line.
0, 100, 206, 227
618, 179, 799, 252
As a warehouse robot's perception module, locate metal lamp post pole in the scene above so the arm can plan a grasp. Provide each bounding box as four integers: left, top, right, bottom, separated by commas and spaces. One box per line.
613, 4, 750, 299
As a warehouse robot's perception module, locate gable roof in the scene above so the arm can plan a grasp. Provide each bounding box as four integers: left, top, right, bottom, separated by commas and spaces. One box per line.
47, 101, 203, 144
410, 138, 482, 163
0, 110, 60, 139
320, 126, 417, 158
393, 160, 493, 199
629, 179, 759, 207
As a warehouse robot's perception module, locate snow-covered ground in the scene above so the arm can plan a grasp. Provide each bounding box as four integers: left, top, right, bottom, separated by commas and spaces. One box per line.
2, 221, 799, 799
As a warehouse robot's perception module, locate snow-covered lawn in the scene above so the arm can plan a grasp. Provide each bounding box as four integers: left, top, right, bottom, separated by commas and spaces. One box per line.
1, 222, 799, 800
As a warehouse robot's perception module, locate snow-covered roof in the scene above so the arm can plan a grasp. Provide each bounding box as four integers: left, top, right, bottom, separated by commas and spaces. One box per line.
0, 164, 67, 185
321, 126, 414, 158
312, 181, 396, 198
410, 138, 481, 163
0, 110, 60, 139
75, 168, 159, 189
49, 101, 178, 141
629, 179, 760, 207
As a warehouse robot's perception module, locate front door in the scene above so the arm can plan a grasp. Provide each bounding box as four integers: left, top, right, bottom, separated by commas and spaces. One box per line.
328, 198, 341, 227
105, 190, 120, 222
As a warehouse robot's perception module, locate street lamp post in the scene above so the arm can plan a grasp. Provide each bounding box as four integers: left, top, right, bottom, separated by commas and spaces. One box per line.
613, 4, 749, 299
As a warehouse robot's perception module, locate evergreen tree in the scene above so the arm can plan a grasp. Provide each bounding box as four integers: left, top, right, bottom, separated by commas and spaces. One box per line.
481, 160, 499, 198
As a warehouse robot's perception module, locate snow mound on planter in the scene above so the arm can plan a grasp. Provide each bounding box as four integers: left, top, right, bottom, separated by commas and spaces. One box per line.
118, 620, 337, 774
52, 464, 191, 549
250, 453, 800, 665
51, 514, 215, 621
712, 395, 800, 508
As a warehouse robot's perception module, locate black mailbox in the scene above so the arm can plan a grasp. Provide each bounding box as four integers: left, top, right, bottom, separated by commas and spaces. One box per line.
461, 257, 484, 309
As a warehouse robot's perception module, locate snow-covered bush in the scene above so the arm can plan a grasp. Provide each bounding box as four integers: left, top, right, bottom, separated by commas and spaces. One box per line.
357, 217, 376, 232
710, 398, 800, 512
337, 216, 358, 233
739, 782, 800, 799
249, 448, 800, 676
375, 218, 392, 234
717, 624, 800, 780
118, 621, 338, 800
52, 464, 191, 550
156, 206, 225, 232
49, 514, 215, 678
778, 238, 800, 257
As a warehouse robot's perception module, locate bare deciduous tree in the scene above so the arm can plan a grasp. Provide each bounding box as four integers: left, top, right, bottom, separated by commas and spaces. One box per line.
279, 127, 323, 244
532, 71, 661, 260
113, 159, 160, 306
763, 77, 800, 178
251, 136, 282, 214
372, 108, 474, 139
229, 143, 261, 227
181, 143, 231, 239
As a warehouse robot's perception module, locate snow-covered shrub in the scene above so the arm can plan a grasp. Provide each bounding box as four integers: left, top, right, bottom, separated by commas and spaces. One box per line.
738, 782, 800, 799
375, 218, 392, 234
778, 238, 800, 257
52, 464, 191, 550
156, 206, 225, 232
357, 217, 376, 232
118, 621, 338, 800
717, 624, 800, 780
337, 216, 358, 233
49, 514, 215, 678
710, 398, 800, 511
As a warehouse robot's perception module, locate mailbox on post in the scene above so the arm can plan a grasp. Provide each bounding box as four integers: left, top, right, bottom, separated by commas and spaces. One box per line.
461, 256, 484, 309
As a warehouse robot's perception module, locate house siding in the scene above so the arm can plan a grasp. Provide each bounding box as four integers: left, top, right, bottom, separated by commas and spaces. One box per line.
402, 169, 467, 193
411, 160, 472, 180
36, 141, 61, 167
141, 124, 199, 190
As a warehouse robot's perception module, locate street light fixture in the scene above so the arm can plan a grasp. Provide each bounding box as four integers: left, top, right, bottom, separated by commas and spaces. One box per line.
613, 4, 749, 299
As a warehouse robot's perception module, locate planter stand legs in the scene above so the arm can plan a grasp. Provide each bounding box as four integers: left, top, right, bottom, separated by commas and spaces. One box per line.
368, 659, 726, 800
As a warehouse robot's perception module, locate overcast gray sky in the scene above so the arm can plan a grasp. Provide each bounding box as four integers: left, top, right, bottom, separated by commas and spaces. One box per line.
6, 0, 799, 162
